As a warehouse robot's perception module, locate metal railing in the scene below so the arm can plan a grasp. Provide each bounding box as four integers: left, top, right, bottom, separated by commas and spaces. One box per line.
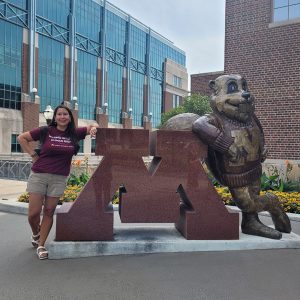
0, 160, 32, 181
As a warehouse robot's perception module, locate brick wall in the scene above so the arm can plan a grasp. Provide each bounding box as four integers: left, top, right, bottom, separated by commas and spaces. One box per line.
63, 57, 70, 102
224, 0, 300, 160
191, 71, 224, 96
21, 101, 39, 133
163, 91, 173, 113
21, 43, 29, 94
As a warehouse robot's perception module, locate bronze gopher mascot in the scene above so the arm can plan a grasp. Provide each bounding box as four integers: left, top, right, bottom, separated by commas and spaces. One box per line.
164, 74, 291, 239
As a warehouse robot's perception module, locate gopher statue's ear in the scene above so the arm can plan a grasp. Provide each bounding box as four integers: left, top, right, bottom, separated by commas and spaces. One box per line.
209, 80, 217, 92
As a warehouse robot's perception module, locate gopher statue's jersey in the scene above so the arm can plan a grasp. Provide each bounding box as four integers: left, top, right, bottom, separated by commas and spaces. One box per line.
193, 113, 264, 188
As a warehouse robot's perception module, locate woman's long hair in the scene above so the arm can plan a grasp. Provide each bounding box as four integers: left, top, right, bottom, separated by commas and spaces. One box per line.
48, 105, 80, 154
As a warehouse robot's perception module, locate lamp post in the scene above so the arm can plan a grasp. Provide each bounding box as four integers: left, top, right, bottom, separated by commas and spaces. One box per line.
103, 102, 108, 114
31, 87, 37, 102
43, 105, 54, 125
128, 107, 133, 119
72, 96, 78, 110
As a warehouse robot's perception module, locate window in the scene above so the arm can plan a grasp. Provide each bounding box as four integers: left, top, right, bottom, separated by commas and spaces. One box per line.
77, 50, 97, 120
91, 138, 96, 153
107, 62, 123, 123
172, 94, 180, 108
130, 71, 144, 126
38, 36, 64, 112
78, 140, 84, 154
11, 134, 21, 153
149, 78, 162, 128
0, 20, 22, 110
173, 75, 182, 88
274, 0, 300, 22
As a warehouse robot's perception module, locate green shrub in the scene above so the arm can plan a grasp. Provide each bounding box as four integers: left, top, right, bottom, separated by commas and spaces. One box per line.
159, 93, 211, 127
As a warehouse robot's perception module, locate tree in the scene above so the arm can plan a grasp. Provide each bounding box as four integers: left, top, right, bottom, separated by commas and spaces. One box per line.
159, 93, 211, 127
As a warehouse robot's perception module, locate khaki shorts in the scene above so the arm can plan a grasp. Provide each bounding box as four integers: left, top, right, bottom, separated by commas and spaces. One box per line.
26, 172, 68, 197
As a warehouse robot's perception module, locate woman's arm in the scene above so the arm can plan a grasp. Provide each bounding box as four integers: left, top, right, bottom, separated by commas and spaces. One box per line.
17, 132, 39, 161
86, 124, 100, 137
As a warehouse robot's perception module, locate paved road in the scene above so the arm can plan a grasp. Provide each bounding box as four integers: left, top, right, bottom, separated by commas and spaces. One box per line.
0, 212, 300, 300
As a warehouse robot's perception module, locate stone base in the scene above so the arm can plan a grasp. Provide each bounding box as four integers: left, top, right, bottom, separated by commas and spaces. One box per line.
48, 225, 300, 259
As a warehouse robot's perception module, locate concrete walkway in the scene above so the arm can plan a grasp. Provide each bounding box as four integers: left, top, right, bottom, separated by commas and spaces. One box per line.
1, 179, 300, 299
1, 179, 300, 260
0, 178, 27, 200
1, 211, 300, 300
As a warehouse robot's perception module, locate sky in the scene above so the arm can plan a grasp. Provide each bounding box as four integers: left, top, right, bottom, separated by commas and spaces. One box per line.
108, 0, 226, 76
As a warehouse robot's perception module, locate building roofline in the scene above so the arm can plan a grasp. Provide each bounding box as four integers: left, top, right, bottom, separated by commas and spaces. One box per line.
97, 0, 185, 55
191, 71, 224, 77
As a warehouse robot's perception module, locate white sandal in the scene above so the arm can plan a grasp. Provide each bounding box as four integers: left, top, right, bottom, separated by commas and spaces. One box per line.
37, 246, 48, 260
31, 232, 40, 248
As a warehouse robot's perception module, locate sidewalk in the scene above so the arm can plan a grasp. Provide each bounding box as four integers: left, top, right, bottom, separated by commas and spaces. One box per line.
0, 178, 27, 200
1, 178, 300, 260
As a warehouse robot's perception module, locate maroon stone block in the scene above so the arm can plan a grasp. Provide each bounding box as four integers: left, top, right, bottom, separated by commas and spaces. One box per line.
55, 128, 239, 241
120, 130, 239, 239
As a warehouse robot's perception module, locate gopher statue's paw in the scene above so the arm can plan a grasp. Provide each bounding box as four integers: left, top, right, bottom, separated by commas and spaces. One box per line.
241, 212, 282, 240
265, 193, 292, 233
272, 213, 292, 233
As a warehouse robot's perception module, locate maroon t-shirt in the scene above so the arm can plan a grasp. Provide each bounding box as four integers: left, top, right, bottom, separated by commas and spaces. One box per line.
30, 126, 87, 176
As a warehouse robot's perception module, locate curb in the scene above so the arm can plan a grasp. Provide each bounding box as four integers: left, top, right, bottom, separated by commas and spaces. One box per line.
48, 228, 300, 259
1, 200, 300, 222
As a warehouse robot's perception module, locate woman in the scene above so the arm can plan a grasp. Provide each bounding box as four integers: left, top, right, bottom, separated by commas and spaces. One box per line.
18, 105, 99, 260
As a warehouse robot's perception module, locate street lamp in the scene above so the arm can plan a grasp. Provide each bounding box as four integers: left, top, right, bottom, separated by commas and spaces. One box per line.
128, 107, 133, 118
31, 87, 37, 102
103, 102, 108, 114
43, 105, 54, 125
72, 96, 78, 109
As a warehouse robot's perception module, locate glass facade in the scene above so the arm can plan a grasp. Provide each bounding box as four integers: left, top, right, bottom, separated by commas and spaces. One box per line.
7, 0, 27, 9
0, 0, 186, 128
131, 25, 147, 63
149, 78, 162, 128
38, 35, 64, 111
107, 61, 123, 123
130, 71, 144, 126
150, 36, 185, 69
106, 10, 127, 54
0, 19, 22, 110
75, 0, 101, 42
37, 0, 70, 28
77, 50, 97, 119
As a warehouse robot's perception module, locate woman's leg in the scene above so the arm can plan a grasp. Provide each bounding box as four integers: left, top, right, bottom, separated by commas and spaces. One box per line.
38, 196, 59, 247
28, 192, 44, 235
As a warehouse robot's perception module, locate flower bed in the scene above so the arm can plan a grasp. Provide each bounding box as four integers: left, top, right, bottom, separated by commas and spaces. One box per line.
215, 186, 300, 214
18, 184, 83, 205
18, 185, 300, 214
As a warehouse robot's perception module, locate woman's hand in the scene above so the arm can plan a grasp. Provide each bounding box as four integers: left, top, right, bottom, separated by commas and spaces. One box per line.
31, 154, 39, 163
87, 124, 99, 138
90, 127, 97, 138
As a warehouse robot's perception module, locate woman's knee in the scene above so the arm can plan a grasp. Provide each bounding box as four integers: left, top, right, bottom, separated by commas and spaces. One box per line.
43, 206, 56, 218
28, 211, 40, 223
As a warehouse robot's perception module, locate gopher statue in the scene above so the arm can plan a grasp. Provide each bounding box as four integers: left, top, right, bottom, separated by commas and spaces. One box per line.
192, 74, 291, 239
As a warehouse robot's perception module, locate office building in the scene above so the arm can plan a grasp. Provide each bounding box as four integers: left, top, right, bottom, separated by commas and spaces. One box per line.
0, 0, 188, 155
